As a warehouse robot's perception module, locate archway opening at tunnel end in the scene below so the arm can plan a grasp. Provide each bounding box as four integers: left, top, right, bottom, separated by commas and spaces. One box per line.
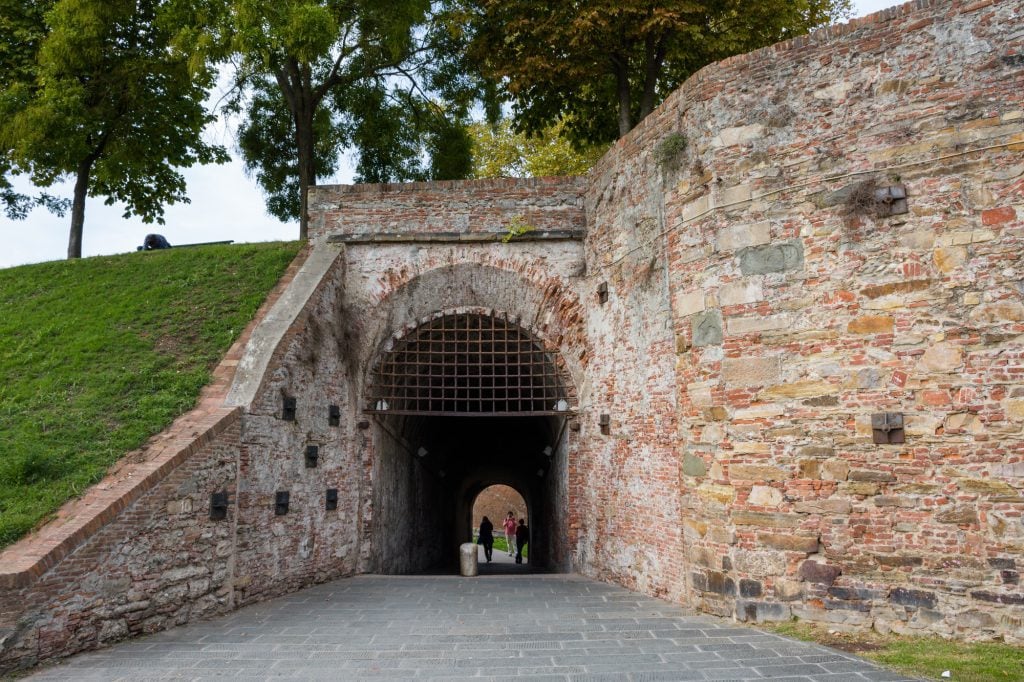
365, 310, 576, 575
472, 484, 529, 565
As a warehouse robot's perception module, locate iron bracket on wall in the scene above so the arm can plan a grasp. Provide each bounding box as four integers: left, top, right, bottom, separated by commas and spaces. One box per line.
872, 412, 905, 444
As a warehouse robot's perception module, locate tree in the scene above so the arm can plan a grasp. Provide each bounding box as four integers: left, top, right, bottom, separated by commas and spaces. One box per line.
454, 0, 851, 144
469, 118, 607, 178
0, 0, 227, 259
221, 0, 474, 239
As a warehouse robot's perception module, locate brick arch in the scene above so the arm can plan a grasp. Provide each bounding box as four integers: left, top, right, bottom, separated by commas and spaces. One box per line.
352, 261, 590, 408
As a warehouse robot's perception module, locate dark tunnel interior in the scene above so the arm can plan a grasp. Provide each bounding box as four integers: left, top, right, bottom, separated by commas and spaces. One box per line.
370, 414, 571, 574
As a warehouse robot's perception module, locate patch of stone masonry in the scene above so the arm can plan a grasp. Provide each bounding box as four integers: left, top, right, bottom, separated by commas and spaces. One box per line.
581, 0, 1024, 643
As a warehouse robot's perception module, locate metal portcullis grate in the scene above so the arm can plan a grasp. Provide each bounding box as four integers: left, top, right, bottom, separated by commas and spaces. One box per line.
367, 313, 572, 416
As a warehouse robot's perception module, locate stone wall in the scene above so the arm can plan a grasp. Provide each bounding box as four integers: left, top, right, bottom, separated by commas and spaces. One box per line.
579, 0, 1024, 640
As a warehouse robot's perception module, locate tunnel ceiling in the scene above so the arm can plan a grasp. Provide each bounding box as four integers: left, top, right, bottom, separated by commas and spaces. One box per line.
368, 312, 573, 417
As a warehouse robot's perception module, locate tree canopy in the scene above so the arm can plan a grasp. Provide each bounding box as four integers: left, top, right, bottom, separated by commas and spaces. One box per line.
454, 0, 851, 144
469, 118, 607, 178
212, 0, 475, 238
0, 0, 227, 259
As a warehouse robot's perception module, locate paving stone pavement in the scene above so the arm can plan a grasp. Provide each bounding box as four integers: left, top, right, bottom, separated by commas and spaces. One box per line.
28, 574, 920, 681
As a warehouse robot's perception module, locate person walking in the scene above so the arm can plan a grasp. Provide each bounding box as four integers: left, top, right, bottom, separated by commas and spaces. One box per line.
503, 511, 517, 557
478, 516, 494, 563
515, 518, 529, 565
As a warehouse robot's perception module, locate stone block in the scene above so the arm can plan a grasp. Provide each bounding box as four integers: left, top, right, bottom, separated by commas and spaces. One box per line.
957, 610, 996, 628
681, 452, 707, 477
757, 533, 820, 552
957, 478, 1018, 497
737, 600, 791, 623
875, 555, 923, 567
722, 356, 780, 387
988, 557, 1016, 570
799, 560, 841, 585
933, 246, 967, 273
691, 310, 723, 347
840, 482, 880, 496
797, 459, 821, 479
970, 590, 1024, 605
1005, 399, 1024, 421
727, 314, 792, 335
918, 342, 963, 373
719, 279, 764, 306
713, 123, 765, 147
673, 290, 705, 318
847, 315, 894, 334
760, 380, 838, 400
707, 571, 736, 596
935, 505, 979, 525
849, 469, 895, 483
739, 578, 763, 598
970, 302, 1024, 323
696, 483, 735, 504
730, 464, 787, 481
749, 485, 783, 507
821, 460, 849, 481
794, 499, 852, 515
717, 222, 771, 252
738, 240, 804, 275
891, 587, 937, 609
775, 579, 804, 601
732, 510, 802, 528
683, 519, 707, 539
732, 550, 787, 576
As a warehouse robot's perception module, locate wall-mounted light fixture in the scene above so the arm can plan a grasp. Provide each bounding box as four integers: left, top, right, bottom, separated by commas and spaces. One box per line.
599, 413, 611, 435
598, 282, 609, 304
275, 491, 290, 515
554, 399, 569, 412
542, 445, 553, 457
328, 405, 340, 427
375, 399, 389, 411
326, 488, 338, 511
305, 445, 319, 468
282, 397, 297, 421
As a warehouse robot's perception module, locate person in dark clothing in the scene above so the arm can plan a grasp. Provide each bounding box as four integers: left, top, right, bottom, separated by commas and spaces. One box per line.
478, 516, 494, 562
515, 518, 529, 564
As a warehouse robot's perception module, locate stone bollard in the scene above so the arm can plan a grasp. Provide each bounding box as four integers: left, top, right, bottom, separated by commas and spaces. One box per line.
459, 543, 478, 577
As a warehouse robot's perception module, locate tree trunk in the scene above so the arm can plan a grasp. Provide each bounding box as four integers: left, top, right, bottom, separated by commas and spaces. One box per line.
67, 158, 92, 259
638, 34, 668, 122
612, 59, 632, 138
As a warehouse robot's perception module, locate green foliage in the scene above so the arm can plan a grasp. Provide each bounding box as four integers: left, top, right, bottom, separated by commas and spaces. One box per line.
0, 0, 228, 254
500, 214, 536, 243
451, 0, 852, 144
469, 118, 608, 179
0, 242, 302, 547
655, 132, 687, 169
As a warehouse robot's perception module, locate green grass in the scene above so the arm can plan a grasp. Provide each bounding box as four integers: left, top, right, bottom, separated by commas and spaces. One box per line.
478, 535, 528, 558
763, 621, 1024, 681
0, 242, 302, 548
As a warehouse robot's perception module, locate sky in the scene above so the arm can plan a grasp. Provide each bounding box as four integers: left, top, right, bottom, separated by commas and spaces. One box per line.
0, 0, 897, 269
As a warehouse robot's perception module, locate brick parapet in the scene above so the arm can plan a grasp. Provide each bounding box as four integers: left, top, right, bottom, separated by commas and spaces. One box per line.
308, 176, 588, 242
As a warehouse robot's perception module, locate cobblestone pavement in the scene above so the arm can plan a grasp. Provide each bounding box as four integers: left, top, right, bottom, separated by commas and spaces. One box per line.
29, 575, 918, 681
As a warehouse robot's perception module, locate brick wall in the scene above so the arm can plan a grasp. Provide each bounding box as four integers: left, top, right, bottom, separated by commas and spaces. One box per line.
580, 0, 1024, 639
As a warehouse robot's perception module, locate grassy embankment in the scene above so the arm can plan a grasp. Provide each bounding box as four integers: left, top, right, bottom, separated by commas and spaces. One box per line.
763, 621, 1024, 682
0, 242, 302, 548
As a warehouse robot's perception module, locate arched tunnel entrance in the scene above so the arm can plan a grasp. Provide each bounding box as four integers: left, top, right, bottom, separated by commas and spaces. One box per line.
365, 311, 575, 574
